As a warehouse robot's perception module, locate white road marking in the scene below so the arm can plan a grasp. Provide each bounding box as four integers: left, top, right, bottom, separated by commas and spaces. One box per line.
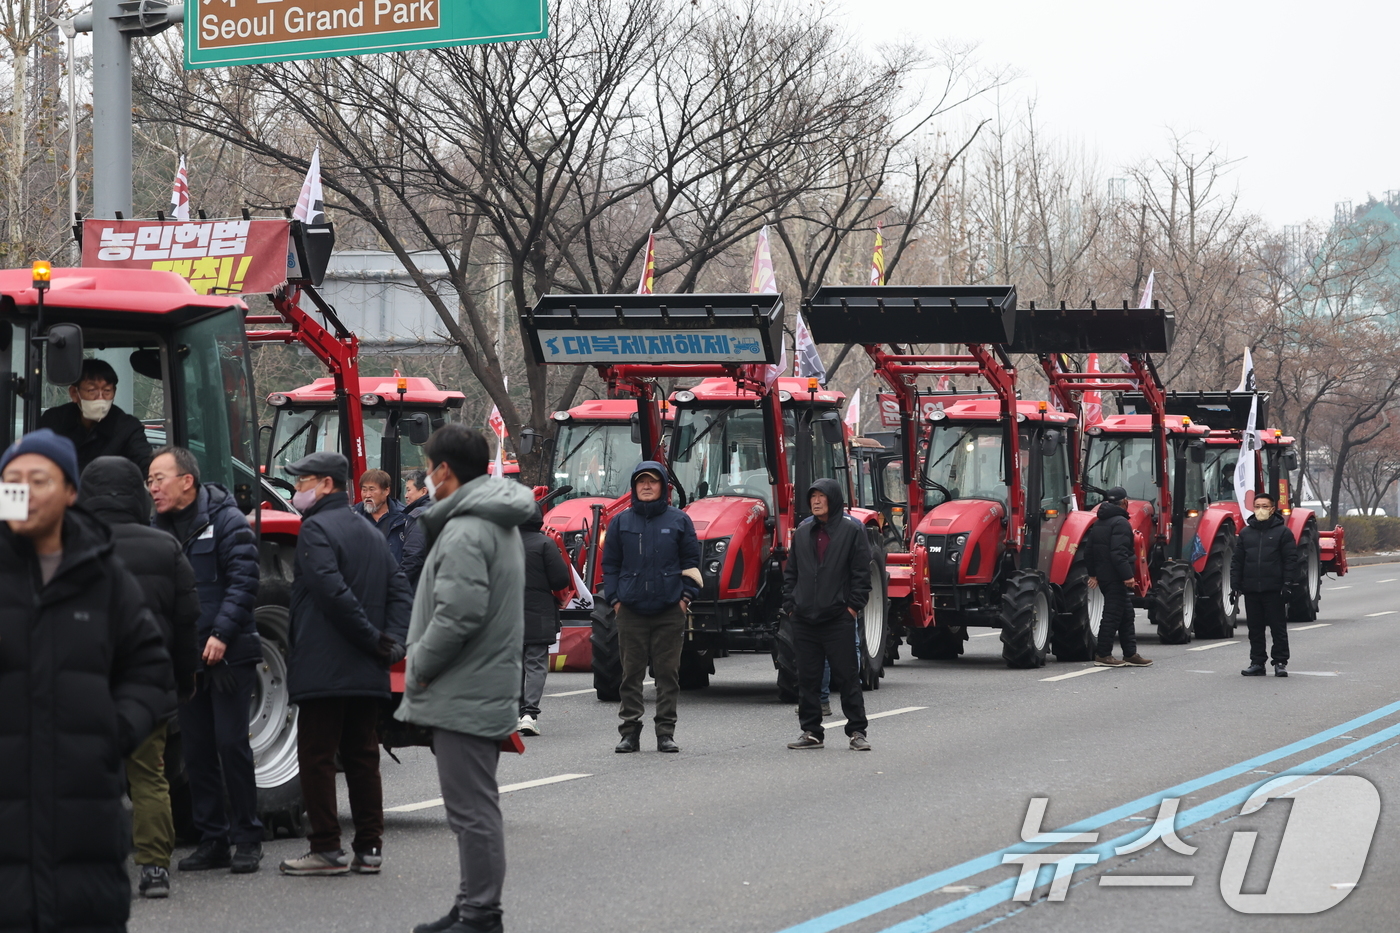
1377, 578, 1398, 583
1186, 670, 1216, 673
1291, 623, 1331, 632
827, 706, 927, 729
1099, 876, 1195, 886
545, 688, 596, 697
1187, 640, 1240, 651
1286, 671, 1340, 677
971, 632, 1000, 637
1040, 667, 1110, 682
386, 773, 592, 812
1330, 586, 1353, 590
1365, 611, 1398, 618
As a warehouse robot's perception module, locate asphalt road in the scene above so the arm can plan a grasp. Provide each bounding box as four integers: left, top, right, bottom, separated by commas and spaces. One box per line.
132, 562, 1400, 933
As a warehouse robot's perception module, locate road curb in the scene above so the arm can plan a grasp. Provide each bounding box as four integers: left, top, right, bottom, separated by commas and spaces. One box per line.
1344, 555, 1400, 566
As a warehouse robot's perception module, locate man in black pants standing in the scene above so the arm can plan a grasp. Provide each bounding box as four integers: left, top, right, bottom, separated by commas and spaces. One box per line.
1232, 492, 1298, 677
783, 479, 873, 751
1088, 486, 1153, 668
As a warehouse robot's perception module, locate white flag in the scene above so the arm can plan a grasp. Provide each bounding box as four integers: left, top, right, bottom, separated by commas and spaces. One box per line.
294, 147, 326, 225
1234, 392, 1258, 511
844, 388, 861, 434
794, 313, 827, 384
169, 158, 190, 222
566, 561, 594, 610
1234, 347, 1255, 393
750, 225, 786, 386
488, 377, 508, 475
1138, 269, 1155, 308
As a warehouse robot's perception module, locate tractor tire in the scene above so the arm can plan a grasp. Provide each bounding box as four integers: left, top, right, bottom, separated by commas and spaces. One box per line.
1150, 561, 1196, 645
774, 616, 799, 703
859, 547, 890, 691
249, 602, 305, 838
1052, 554, 1102, 662
907, 624, 967, 660
1000, 571, 1052, 668
1194, 529, 1237, 638
1286, 523, 1321, 623
590, 606, 623, 701
678, 643, 713, 690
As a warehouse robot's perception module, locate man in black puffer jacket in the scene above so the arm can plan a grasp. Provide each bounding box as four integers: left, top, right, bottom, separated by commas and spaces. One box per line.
518, 503, 571, 736
782, 478, 873, 751
278, 452, 412, 877
1231, 492, 1299, 677
148, 445, 265, 873
79, 456, 201, 900
0, 430, 173, 933
1086, 486, 1151, 667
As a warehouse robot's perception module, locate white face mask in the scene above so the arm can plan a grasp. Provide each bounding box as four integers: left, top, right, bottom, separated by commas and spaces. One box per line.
424, 464, 441, 501
79, 398, 112, 422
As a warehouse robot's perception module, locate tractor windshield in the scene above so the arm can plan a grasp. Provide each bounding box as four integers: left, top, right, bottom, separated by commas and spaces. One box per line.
670, 405, 773, 509
1203, 445, 1240, 504
922, 423, 1010, 507
551, 421, 637, 501
266, 405, 425, 494
1083, 435, 1158, 505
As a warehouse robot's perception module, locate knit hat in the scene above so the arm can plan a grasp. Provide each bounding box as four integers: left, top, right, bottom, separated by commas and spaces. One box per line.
0, 428, 82, 490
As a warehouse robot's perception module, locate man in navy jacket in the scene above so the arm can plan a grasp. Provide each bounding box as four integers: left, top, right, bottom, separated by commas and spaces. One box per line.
602, 462, 701, 754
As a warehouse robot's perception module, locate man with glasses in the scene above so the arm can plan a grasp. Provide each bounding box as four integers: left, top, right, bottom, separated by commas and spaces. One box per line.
37, 357, 153, 474
148, 445, 265, 874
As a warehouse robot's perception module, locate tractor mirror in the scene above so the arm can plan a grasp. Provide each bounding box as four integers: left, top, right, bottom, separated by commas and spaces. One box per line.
518, 427, 540, 457
1039, 429, 1063, 456
1190, 440, 1206, 464
404, 412, 432, 445
819, 410, 844, 446
1282, 449, 1299, 472
44, 324, 84, 386
630, 412, 642, 445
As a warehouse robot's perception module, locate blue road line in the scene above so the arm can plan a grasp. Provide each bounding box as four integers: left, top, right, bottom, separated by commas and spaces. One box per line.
881, 720, 1400, 932
775, 699, 1400, 933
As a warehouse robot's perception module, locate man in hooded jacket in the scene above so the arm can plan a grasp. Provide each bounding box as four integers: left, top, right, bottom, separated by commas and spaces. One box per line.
602, 461, 701, 754
782, 478, 873, 750
1231, 492, 1299, 677
78, 456, 201, 900
0, 430, 173, 932
518, 502, 571, 736
1086, 486, 1152, 667
396, 426, 536, 933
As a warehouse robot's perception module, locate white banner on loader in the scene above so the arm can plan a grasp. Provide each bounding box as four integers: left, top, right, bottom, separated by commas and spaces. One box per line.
567, 562, 594, 610
1234, 392, 1258, 511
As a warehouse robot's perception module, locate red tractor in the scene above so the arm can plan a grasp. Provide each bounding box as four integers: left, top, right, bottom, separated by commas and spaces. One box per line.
519, 293, 887, 698
804, 287, 1177, 667
1125, 390, 1347, 623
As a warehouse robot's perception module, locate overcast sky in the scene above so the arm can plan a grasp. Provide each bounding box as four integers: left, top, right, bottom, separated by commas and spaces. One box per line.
849, 0, 1395, 227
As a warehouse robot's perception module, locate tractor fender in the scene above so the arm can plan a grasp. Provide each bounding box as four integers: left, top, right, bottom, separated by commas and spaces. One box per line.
1047, 510, 1097, 587
1285, 507, 1315, 545
909, 545, 932, 628
256, 509, 301, 537
1133, 529, 1151, 597
1192, 508, 1235, 574
848, 506, 882, 531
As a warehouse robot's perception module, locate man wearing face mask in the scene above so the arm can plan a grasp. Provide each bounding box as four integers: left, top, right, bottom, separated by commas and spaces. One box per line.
278, 451, 412, 876
1231, 492, 1299, 677
38, 357, 153, 474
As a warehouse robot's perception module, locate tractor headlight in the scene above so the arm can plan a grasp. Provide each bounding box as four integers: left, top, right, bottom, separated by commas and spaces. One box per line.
915, 533, 927, 547
268, 393, 289, 407
552, 410, 572, 422
955, 534, 968, 546
674, 390, 696, 403
947, 550, 961, 564
707, 560, 722, 574
713, 539, 726, 553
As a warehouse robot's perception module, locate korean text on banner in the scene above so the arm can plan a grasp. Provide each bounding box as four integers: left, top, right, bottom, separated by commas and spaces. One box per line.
81, 218, 292, 296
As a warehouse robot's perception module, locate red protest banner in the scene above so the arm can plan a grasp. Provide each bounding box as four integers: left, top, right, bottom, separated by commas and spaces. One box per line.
81, 218, 292, 295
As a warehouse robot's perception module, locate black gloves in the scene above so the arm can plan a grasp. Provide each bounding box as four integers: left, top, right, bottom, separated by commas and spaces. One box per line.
376, 633, 407, 667
208, 662, 239, 694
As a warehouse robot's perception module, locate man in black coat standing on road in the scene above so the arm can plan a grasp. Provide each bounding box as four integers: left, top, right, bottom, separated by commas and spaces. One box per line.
79, 456, 201, 901
518, 503, 571, 737
783, 478, 874, 751
1232, 492, 1299, 677
148, 445, 265, 874
1087, 486, 1152, 668
400, 468, 431, 589
278, 451, 413, 877
0, 430, 173, 932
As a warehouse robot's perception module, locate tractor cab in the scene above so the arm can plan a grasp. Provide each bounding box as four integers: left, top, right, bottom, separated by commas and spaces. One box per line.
0, 267, 264, 508
851, 431, 907, 550
264, 375, 463, 499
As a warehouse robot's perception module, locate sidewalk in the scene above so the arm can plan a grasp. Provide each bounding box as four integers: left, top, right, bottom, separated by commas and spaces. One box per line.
1347, 554, 1400, 566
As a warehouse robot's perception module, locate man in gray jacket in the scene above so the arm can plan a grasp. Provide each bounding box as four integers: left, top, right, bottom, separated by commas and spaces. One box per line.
397, 425, 536, 933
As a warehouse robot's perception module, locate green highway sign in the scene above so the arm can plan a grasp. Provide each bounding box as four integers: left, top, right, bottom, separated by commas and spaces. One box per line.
185, 0, 547, 69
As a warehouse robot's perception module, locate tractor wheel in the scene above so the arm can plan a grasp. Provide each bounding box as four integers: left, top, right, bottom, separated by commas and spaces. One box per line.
1052, 554, 1102, 662
1286, 523, 1321, 622
590, 606, 622, 701
859, 548, 890, 691
1000, 571, 1052, 668
1194, 529, 1237, 638
678, 642, 713, 690
774, 615, 799, 703
1150, 561, 1196, 645
907, 624, 967, 660
250, 602, 306, 839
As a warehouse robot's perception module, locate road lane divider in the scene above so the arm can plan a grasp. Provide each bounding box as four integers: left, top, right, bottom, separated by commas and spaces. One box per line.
545, 688, 597, 697
826, 707, 928, 729
1187, 640, 1239, 652
1291, 623, 1331, 632
1364, 611, 1397, 617
1040, 667, 1108, 682
386, 773, 592, 813
774, 698, 1400, 933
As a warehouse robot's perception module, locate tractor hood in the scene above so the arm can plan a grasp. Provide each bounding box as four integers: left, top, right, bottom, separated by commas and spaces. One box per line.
916, 498, 1005, 539
685, 494, 768, 541
916, 498, 1006, 586
543, 495, 618, 534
